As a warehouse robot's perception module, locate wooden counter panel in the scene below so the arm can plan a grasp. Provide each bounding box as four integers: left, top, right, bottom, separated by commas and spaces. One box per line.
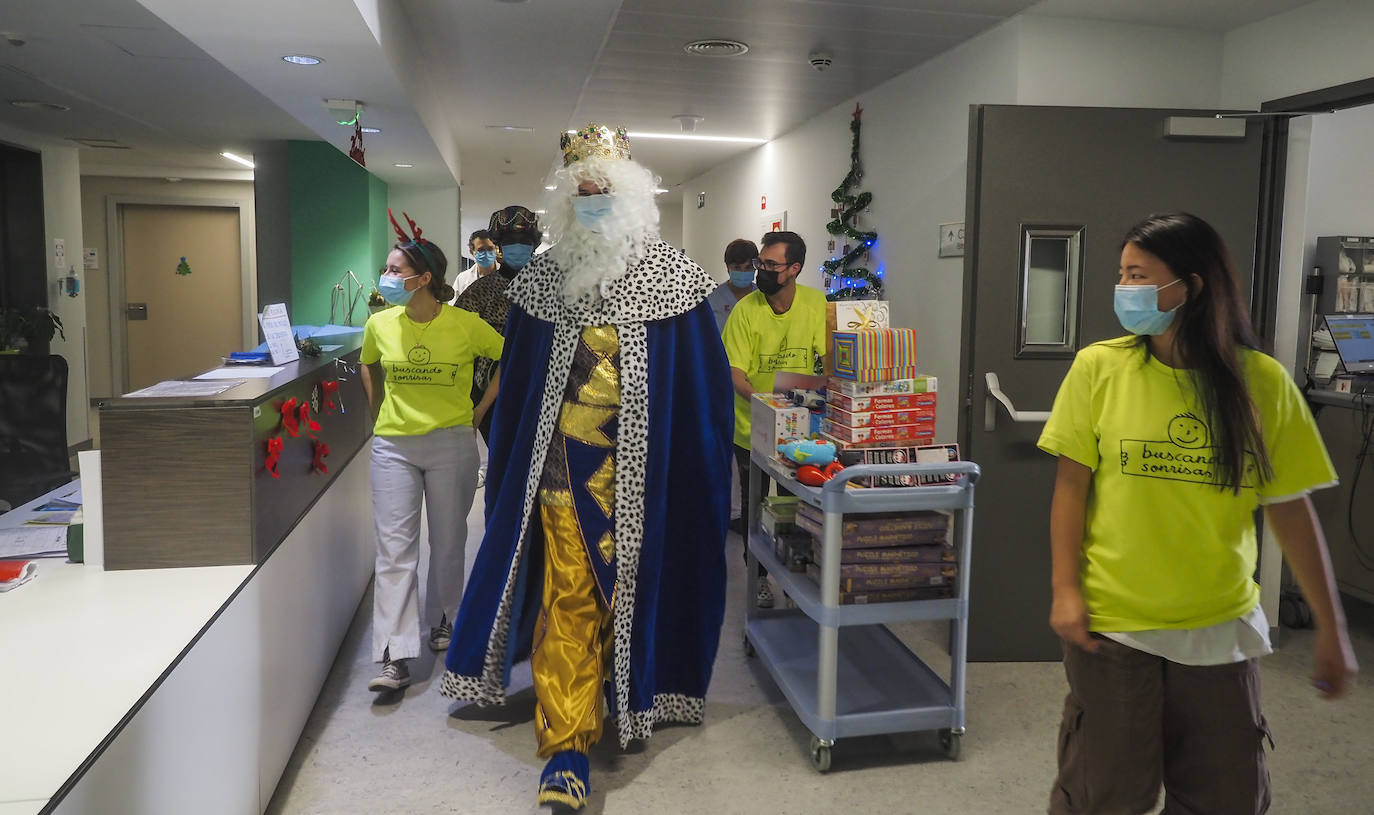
101, 407, 253, 569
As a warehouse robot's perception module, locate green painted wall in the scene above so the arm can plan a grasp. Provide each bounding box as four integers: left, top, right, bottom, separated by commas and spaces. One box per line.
287, 141, 388, 325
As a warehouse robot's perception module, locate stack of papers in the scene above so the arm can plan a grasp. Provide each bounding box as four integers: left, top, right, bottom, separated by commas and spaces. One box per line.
0, 526, 68, 559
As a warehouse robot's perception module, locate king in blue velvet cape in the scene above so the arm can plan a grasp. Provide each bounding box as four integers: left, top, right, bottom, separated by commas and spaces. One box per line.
440, 241, 734, 747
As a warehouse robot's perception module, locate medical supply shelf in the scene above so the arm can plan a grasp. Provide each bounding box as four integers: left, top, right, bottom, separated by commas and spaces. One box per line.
744, 452, 980, 772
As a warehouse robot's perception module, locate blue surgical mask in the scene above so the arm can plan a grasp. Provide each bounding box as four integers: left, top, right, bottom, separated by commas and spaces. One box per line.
728, 269, 755, 288
500, 243, 532, 269
473, 249, 498, 268
1114, 278, 1184, 336
378, 274, 418, 306
572, 193, 615, 233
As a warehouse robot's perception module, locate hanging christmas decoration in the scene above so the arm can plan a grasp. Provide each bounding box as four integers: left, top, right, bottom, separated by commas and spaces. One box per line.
821, 103, 881, 301
348, 119, 366, 167
176, 256, 192, 276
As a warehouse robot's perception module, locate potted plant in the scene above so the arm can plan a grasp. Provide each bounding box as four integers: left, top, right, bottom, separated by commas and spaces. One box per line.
0, 305, 65, 353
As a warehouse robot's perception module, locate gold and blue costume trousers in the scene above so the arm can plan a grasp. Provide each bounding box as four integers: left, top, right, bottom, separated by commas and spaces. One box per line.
532, 325, 620, 758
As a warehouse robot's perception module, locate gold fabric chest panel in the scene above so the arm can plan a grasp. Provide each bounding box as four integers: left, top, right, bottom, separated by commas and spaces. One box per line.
557, 325, 620, 448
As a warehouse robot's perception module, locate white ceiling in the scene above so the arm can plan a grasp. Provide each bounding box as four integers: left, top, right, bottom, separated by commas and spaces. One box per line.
1027, 0, 1315, 32
0, 0, 315, 178
0, 0, 1325, 220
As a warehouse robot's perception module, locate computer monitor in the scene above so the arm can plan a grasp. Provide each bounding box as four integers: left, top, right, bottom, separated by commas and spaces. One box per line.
1325, 314, 1374, 374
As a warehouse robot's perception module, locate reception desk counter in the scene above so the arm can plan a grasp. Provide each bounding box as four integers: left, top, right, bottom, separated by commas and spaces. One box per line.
1, 338, 377, 813
99, 339, 371, 569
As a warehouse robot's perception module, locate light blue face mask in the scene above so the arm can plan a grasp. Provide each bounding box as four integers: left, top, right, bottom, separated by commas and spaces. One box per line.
378, 274, 419, 306
500, 243, 532, 270
473, 249, 498, 268
572, 193, 615, 233
728, 268, 755, 288
1114, 278, 1184, 336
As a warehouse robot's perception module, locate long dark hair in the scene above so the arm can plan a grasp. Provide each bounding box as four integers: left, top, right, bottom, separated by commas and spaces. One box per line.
1123, 212, 1272, 493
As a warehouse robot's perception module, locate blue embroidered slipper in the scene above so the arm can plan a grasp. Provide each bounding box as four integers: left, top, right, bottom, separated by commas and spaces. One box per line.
537, 750, 590, 810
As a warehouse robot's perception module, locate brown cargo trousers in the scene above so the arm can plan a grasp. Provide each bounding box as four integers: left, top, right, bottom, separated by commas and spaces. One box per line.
1049, 635, 1273, 815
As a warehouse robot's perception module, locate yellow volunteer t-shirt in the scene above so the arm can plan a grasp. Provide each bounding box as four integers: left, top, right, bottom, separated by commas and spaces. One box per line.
722, 285, 827, 449
360, 305, 504, 436
1037, 338, 1336, 632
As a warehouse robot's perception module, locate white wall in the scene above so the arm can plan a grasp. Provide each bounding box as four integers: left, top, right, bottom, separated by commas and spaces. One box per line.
1016, 15, 1222, 108
79, 177, 257, 399
1221, 0, 1374, 109
657, 198, 683, 249
388, 184, 460, 269
1284, 106, 1374, 358
0, 124, 89, 447
683, 17, 1023, 438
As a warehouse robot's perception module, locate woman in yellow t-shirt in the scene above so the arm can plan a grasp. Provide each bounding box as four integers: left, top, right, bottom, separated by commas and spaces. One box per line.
1039, 212, 1356, 814
360, 216, 504, 695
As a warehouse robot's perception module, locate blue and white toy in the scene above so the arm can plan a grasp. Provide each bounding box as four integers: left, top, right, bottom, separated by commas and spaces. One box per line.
777, 438, 837, 467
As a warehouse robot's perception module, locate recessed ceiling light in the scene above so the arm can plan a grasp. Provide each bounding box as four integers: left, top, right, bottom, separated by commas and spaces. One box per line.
486, 125, 534, 133
534, 209, 547, 214
10, 99, 69, 111
653, 188, 669, 194
282, 54, 323, 66
220, 151, 255, 168
544, 185, 557, 190
360, 126, 381, 134
683, 39, 749, 57
629, 131, 767, 144
393, 163, 414, 168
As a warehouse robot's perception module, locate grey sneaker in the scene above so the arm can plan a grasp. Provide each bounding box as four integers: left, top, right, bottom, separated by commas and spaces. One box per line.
756, 580, 775, 609
477, 463, 487, 488
428, 615, 452, 652
368, 657, 410, 692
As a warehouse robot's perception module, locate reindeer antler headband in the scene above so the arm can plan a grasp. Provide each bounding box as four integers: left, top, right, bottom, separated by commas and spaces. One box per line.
388, 208, 442, 277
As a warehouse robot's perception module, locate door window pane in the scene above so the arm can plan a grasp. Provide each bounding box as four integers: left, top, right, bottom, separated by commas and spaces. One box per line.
1018, 226, 1083, 357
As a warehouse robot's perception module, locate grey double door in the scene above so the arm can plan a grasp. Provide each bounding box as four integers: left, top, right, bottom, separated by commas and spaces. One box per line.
958, 105, 1266, 661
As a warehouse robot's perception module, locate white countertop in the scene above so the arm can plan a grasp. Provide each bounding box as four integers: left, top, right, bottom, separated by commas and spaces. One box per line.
0, 487, 252, 810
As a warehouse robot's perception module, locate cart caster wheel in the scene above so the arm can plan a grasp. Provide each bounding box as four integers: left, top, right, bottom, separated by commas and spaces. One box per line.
743, 635, 756, 657
809, 737, 833, 772
938, 728, 962, 761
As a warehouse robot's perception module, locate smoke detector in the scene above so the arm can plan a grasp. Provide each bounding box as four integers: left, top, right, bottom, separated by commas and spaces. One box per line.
683, 39, 749, 57
672, 113, 705, 133
808, 51, 833, 72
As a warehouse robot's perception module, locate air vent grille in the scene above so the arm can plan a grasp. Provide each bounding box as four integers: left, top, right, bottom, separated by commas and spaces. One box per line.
683, 39, 749, 57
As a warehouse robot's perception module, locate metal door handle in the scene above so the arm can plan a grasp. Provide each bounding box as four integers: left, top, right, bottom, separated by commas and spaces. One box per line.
984, 371, 1050, 431
126, 302, 148, 320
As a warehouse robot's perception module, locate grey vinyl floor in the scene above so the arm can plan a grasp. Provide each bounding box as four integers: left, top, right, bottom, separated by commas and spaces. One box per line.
266, 496, 1374, 815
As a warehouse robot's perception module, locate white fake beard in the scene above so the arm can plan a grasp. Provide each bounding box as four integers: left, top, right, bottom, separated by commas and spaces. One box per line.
553, 222, 650, 304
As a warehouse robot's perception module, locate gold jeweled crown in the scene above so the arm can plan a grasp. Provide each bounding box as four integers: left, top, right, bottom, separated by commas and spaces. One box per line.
560, 123, 631, 166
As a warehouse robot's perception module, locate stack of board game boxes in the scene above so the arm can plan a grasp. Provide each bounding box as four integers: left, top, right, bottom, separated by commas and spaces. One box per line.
794, 502, 956, 604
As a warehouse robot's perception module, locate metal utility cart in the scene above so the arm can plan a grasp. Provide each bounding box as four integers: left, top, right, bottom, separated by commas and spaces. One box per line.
744, 452, 980, 772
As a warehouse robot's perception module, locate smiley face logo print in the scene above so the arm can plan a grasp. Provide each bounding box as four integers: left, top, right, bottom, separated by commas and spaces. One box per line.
1119, 411, 1255, 488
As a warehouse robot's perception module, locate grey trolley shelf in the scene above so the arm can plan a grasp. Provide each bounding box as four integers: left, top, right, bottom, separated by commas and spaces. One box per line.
744, 451, 981, 772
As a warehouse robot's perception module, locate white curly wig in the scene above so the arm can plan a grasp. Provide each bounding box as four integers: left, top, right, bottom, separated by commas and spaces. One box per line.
539, 155, 660, 303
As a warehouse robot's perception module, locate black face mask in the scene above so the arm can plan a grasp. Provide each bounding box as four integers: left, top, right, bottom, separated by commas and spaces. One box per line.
755, 267, 784, 296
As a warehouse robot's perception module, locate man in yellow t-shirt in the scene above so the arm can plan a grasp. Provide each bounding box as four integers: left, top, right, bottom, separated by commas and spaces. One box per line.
721, 231, 826, 606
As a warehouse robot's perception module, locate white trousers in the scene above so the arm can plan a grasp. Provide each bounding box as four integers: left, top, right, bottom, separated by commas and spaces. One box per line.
370, 427, 480, 662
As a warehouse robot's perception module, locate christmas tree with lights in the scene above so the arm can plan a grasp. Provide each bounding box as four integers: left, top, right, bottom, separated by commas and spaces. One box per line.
822, 103, 881, 300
